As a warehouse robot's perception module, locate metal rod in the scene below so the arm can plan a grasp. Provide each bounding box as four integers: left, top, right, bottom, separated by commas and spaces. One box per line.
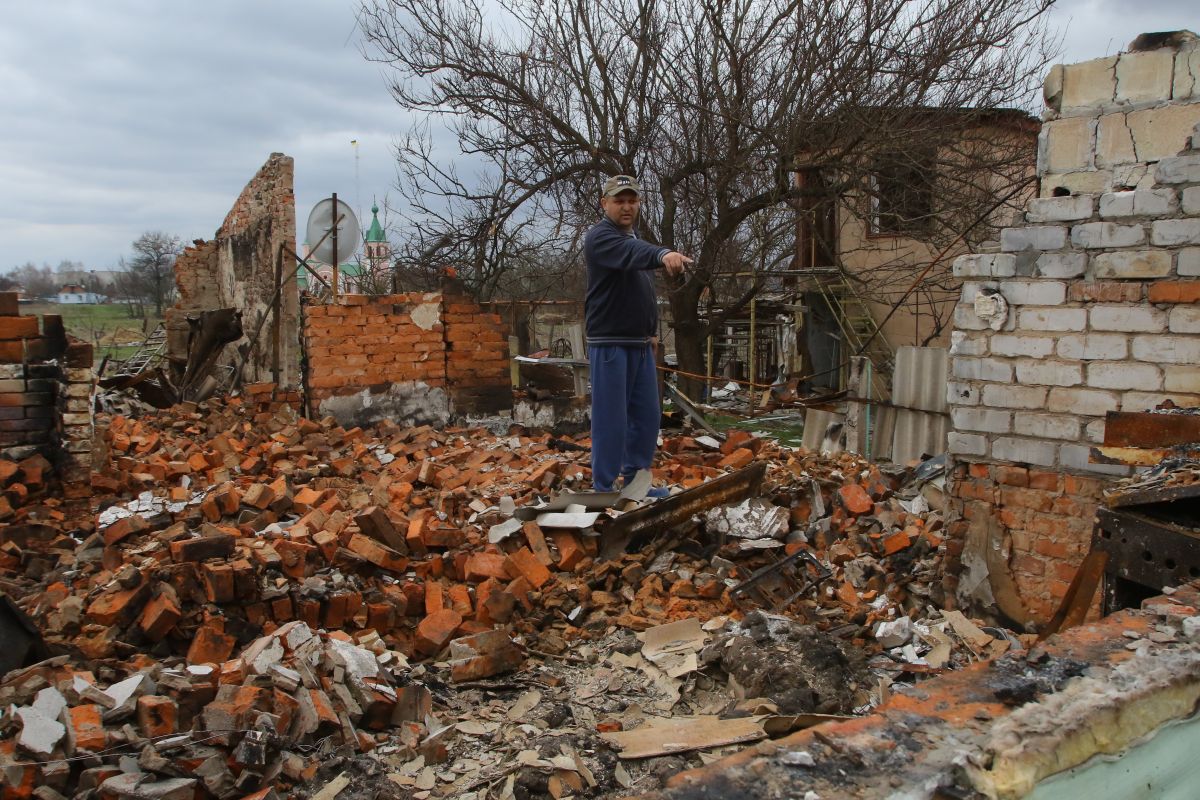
705, 334, 713, 402
331, 192, 339, 303
748, 297, 757, 415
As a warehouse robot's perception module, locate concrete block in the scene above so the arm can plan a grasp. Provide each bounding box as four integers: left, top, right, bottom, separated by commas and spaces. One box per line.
1018, 307, 1087, 331
1152, 218, 1200, 246
1040, 169, 1114, 199
1165, 366, 1200, 393
1042, 116, 1093, 172
1098, 188, 1175, 218
952, 253, 1017, 278
1059, 443, 1131, 476
1047, 387, 1120, 415
947, 432, 987, 457
1056, 333, 1129, 361
989, 334, 1055, 358
946, 381, 980, 406
1086, 361, 1162, 390
1184, 187, 1200, 215
1001, 226, 1068, 252
1092, 250, 1173, 278
1175, 48, 1200, 100
1128, 104, 1200, 161
1071, 221, 1146, 249
1026, 194, 1094, 223
1115, 48, 1175, 103
1089, 305, 1167, 332
951, 407, 1011, 434
1155, 153, 1200, 184
1168, 306, 1200, 333
991, 436, 1058, 467
1096, 112, 1136, 167
1060, 56, 1117, 111
948, 331, 988, 357
1013, 412, 1081, 440
953, 304, 991, 331
1015, 359, 1083, 386
1179, 248, 1200, 276
1131, 334, 1200, 364
951, 357, 1012, 382
1036, 252, 1088, 279
1000, 281, 1067, 306
981, 384, 1048, 409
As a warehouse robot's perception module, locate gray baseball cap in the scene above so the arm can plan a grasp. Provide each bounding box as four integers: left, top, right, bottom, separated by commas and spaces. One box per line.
602, 175, 642, 197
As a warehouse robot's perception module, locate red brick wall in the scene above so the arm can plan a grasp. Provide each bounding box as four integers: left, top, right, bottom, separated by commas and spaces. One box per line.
304, 291, 510, 426
0, 292, 95, 503
945, 462, 1108, 623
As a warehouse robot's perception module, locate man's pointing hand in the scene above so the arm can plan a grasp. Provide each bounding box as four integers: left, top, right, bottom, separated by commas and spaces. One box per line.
662, 251, 693, 276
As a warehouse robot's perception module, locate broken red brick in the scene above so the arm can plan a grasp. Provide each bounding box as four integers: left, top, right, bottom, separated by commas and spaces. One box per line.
136, 695, 178, 739
415, 608, 463, 656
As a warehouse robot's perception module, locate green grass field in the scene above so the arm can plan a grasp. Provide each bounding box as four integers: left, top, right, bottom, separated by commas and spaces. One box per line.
22, 302, 161, 366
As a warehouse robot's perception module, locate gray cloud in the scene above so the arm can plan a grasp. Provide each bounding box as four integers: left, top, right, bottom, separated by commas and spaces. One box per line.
0, 0, 1195, 270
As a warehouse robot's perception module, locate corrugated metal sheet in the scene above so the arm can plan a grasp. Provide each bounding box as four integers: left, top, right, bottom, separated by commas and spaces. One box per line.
889, 346, 949, 465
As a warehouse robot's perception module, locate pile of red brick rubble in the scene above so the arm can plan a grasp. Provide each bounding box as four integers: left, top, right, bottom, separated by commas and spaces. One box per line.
0, 387, 1005, 799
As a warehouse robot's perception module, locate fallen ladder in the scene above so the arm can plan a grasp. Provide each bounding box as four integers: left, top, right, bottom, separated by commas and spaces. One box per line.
111, 324, 167, 379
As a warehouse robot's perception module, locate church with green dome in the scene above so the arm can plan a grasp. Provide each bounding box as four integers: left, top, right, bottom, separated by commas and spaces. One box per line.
298, 203, 390, 294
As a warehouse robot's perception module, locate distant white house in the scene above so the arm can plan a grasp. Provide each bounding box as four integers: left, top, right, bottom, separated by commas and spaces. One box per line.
56, 284, 106, 304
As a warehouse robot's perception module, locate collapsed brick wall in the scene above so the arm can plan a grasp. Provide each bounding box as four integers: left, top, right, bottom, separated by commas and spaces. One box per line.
0, 292, 95, 506
304, 291, 510, 427
168, 153, 299, 387
944, 36, 1200, 625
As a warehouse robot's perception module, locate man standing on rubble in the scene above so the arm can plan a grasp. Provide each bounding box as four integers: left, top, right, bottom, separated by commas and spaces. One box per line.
584, 175, 692, 494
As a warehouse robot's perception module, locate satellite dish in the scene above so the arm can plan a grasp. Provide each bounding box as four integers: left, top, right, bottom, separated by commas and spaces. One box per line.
306, 197, 361, 265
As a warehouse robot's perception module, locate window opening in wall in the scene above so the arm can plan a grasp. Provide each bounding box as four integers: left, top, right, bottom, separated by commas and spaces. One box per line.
869, 150, 935, 237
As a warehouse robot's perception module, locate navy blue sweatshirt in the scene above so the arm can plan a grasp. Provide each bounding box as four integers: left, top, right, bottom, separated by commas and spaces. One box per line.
584, 217, 670, 344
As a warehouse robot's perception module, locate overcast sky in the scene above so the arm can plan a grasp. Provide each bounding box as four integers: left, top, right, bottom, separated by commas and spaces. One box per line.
0, 0, 1195, 271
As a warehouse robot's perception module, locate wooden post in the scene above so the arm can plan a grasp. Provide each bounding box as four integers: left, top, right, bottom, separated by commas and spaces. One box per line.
747, 298, 757, 415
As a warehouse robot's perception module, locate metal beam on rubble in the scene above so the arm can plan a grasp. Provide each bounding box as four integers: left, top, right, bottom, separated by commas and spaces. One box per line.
599, 461, 767, 560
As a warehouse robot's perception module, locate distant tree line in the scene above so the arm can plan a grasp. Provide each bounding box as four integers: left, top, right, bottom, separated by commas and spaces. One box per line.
1, 231, 182, 318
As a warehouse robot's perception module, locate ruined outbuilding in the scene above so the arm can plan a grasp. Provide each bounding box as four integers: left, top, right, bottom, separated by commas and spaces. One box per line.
169, 153, 300, 390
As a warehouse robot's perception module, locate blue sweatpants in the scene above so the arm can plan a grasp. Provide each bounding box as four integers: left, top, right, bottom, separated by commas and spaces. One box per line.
588, 343, 660, 491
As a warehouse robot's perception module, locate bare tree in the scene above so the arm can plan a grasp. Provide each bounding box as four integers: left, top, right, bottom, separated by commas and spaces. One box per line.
123, 232, 182, 317
360, 0, 1055, 395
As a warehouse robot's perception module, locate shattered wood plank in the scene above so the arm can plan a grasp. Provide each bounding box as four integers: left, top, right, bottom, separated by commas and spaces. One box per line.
599, 715, 767, 759
600, 462, 767, 560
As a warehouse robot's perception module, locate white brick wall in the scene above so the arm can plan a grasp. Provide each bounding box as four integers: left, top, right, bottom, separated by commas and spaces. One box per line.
1155, 154, 1200, 184
982, 384, 1049, 409
1056, 333, 1129, 360
1071, 221, 1146, 248
1151, 218, 1200, 246
952, 253, 1017, 278
949, 330, 988, 356
1014, 412, 1081, 440
990, 334, 1056, 358
999, 281, 1067, 306
1036, 252, 1088, 278
1131, 335, 1200, 363
1165, 367, 1200, 393
1168, 306, 1200, 333
947, 432, 988, 457
1178, 248, 1200, 276
1086, 361, 1163, 390
1047, 387, 1120, 415
1089, 305, 1168, 332
1027, 195, 1094, 222
1183, 186, 1200, 215
1098, 188, 1175, 218
951, 407, 1012, 433
1092, 250, 1172, 278
1015, 359, 1082, 386
1018, 307, 1088, 331
991, 437, 1058, 466
946, 380, 981, 406
1001, 226, 1068, 251
951, 356, 1013, 382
